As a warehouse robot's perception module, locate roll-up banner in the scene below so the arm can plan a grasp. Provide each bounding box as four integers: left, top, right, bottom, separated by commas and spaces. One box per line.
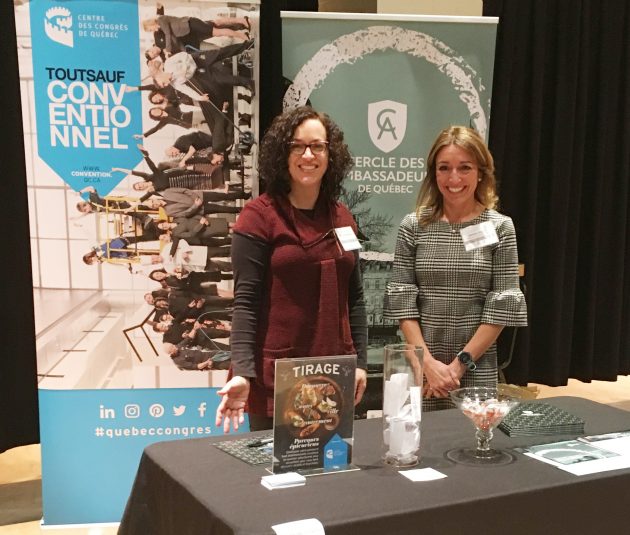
281, 12, 497, 382
15, 0, 259, 525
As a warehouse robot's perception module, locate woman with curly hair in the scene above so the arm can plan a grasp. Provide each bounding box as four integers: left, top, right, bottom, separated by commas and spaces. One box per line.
215, 106, 368, 432
384, 126, 527, 411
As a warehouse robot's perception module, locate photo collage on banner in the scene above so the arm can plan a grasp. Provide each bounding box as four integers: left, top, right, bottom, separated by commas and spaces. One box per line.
281, 13, 497, 410
14, 0, 259, 525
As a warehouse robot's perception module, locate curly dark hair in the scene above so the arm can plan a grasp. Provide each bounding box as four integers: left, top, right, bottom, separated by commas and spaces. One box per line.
258, 106, 353, 203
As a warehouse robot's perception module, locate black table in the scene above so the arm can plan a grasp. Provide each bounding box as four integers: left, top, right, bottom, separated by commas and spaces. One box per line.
118, 397, 630, 535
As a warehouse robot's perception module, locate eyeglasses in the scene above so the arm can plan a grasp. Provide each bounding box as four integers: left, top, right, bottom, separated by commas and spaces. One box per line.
287, 141, 329, 155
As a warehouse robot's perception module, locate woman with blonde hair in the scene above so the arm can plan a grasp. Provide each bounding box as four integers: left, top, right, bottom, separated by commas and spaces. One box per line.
384, 126, 527, 411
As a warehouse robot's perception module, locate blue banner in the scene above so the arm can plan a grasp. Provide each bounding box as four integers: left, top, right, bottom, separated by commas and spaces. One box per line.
39, 387, 249, 524
30, 0, 142, 195
17, 0, 259, 525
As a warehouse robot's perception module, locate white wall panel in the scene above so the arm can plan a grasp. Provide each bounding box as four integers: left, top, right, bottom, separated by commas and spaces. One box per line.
35, 188, 68, 238
38, 239, 70, 288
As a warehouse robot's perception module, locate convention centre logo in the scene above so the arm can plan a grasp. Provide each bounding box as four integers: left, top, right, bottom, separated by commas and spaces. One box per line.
44, 6, 74, 48
368, 100, 407, 153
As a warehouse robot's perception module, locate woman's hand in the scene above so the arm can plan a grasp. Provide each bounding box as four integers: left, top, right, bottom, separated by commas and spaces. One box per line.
354, 368, 367, 406
215, 376, 250, 433
447, 359, 467, 383
423, 356, 460, 398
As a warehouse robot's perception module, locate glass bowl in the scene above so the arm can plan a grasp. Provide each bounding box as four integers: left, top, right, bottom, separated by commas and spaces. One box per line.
447, 386, 521, 466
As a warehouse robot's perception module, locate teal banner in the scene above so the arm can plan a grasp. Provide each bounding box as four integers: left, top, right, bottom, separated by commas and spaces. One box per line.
39, 388, 244, 524
30, 0, 142, 195
15, 0, 260, 526
281, 12, 497, 349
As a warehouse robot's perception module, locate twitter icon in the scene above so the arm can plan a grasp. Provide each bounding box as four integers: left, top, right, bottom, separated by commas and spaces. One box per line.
173, 405, 186, 416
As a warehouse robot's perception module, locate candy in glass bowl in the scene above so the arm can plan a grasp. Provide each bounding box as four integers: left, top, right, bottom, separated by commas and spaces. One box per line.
447, 386, 521, 466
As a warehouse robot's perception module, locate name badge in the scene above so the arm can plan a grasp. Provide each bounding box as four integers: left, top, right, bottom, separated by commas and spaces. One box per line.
460, 221, 499, 251
334, 226, 362, 251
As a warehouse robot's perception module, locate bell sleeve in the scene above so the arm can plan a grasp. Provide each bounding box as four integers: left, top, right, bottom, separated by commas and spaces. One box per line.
383, 213, 421, 320
480, 217, 528, 326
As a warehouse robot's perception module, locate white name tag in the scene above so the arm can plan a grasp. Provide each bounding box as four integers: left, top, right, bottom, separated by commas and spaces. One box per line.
460, 221, 499, 251
334, 226, 362, 251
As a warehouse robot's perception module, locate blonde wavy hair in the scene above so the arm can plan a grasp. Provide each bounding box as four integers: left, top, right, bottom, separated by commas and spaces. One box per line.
416, 126, 499, 226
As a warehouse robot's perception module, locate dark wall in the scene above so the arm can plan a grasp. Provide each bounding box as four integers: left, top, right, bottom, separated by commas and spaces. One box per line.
484, 0, 630, 384
1, 0, 39, 452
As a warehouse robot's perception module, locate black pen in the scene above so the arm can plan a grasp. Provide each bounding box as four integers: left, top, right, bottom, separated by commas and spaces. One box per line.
247, 437, 274, 448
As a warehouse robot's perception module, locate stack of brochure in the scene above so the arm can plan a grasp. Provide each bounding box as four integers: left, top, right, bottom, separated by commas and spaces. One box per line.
498, 402, 585, 437
260, 472, 306, 490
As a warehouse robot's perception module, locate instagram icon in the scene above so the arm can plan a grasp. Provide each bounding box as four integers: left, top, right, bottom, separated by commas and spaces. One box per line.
124, 404, 140, 418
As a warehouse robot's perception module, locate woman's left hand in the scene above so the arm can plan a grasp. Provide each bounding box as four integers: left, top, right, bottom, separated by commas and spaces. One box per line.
215, 376, 251, 433
447, 359, 467, 382
425, 361, 467, 399
354, 368, 367, 405
423, 358, 460, 398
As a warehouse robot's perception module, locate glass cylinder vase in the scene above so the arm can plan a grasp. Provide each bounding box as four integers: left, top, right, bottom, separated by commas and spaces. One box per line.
382, 343, 423, 467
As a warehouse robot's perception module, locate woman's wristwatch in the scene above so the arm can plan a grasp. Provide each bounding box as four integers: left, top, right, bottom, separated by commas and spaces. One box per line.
457, 350, 477, 371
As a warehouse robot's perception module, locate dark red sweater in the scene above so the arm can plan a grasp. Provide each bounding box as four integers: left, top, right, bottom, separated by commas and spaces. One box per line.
231, 193, 365, 416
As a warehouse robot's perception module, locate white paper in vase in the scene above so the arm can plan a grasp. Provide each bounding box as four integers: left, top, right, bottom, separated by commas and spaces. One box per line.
388, 404, 420, 456
383, 373, 409, 417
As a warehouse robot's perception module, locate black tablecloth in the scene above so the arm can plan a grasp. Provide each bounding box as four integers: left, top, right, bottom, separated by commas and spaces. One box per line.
118, 397, 630, 535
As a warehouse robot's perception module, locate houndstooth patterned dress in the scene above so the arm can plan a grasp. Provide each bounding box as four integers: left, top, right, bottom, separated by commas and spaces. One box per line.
384, 208, 528, 411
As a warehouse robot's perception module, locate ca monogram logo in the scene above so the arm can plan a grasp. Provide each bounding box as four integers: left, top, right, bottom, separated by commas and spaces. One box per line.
368, 100, 407, 153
